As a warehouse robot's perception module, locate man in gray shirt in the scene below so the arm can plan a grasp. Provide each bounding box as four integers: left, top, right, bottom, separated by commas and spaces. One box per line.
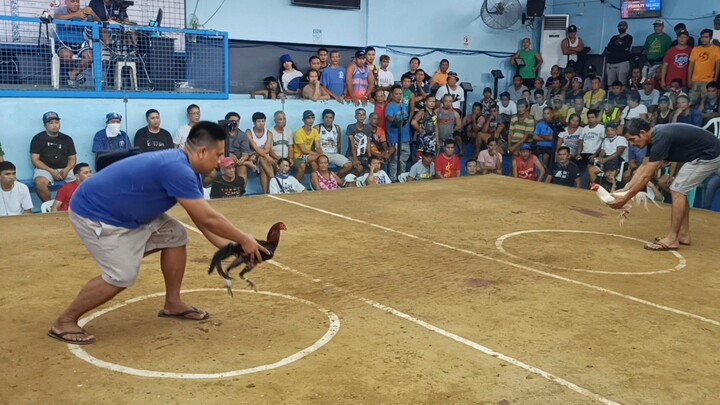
225, 112, 256, 184
507, 75, 528, 103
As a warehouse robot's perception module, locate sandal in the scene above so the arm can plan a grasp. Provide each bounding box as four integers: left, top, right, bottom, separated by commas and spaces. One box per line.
48, 328, 96, 345
644, 241, 678, 251
654, 237, 690, 246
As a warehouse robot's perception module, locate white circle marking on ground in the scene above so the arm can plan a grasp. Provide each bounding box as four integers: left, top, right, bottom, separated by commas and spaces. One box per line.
69, 288, 340, 379
495, 230, 686, 275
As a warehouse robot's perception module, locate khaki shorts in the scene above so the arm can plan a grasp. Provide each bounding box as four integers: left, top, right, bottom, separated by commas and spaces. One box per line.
34, 168, 75, 185
69, 210, 189, 288
670, 155, 720, 195
324, 152, 350, 167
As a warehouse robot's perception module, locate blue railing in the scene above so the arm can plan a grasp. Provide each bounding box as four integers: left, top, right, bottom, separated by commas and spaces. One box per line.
0, 15, 228, 99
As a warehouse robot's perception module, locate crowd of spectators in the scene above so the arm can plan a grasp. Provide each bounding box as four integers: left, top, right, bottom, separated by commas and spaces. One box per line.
1, 16, 719, 216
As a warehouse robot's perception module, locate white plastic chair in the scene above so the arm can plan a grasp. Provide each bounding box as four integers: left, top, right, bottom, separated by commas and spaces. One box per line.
41, 200, 55, 213
702, 117, 720, 139
398, 172, 410, 183
203, 187, 211, 200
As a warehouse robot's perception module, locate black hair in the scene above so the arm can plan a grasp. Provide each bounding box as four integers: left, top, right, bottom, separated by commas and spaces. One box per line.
409, 57, 420, 65
277, 157, 291, 166
707, 81, 718, 90
587, 109, 599, 118
369, 155, 381, 164
625, 118, 651, 136
308, 55, 320, 63
317, 48, 328, 54
390, 84, 403, 93
700, 29, 713, 37
400, 73, 413, 82
0, 161, 16, 172
534, 89, 545, 97
329, 49, 340, 56
472, 101, 482, 110
443, 139, 455, 146
225, 112, 240, 120
500, 91, 510, 99
379, 54, 390, 62
145, 109, 159, 119
542, 106, 554, 113
440, 58, 449, 65
73, 162, 90, 175
517, 99, 529, 108
365, 46, 375, 53
627, 91, 640, 103
187, 121, 226, 148
557, 146, 571, 154
513, 74, 522, 80
186, 104, 199, 114
671, 78, 682, 85
567, 113, 581, 123
263, 76, 278, 86
252, 112, 266, 122
465, 159, 477, 167
322, 109, 335, 118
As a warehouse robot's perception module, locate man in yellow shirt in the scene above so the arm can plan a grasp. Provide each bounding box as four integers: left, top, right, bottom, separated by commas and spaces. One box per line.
583, 77, 606, 110
688, 29, 720, 107
293, 110, 323, 181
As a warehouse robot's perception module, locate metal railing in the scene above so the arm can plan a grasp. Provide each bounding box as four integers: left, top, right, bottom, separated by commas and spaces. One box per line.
0, 15, 228, 99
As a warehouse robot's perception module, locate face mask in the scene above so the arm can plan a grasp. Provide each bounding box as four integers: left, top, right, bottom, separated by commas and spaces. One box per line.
618, 28, 627, 34
106, 123, 122, 138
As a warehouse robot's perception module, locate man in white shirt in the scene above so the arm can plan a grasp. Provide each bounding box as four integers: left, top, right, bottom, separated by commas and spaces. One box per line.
577, 109, 605, 168
361, 156, 392, 185
268, 111, 294, 162
497, 91, 518, 117
621, 92, 649, 125
173, 104, 200, 148
377, 54, 394, 99
269, 158, 306, 194
0, 161, 33, 216
639, 79, 660, 111
435, 71, 465, 110
713, 15, 720, 47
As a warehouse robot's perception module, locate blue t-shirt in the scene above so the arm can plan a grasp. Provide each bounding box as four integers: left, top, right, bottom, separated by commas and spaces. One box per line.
71, 149, 204, 228
385, 102, 411, 144
534, 121, 554, 148
320, 66, 346, 97
54, 7, 91, 45
92, 129, 131, 154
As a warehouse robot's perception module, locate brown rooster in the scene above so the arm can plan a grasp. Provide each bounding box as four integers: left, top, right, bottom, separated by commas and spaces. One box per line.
208, 222, 287, 296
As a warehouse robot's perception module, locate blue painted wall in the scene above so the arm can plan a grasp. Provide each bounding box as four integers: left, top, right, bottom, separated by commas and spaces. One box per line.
548, 0, 719, 54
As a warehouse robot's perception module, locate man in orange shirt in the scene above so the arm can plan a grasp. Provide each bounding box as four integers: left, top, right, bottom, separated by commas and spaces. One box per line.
688, 29, 720, 107
51, 162, 92, 212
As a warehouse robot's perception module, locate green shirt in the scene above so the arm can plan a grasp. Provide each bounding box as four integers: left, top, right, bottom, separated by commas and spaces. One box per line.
509, 115, 535, 143
644, 33, 672, 62
517, 49, 538, 79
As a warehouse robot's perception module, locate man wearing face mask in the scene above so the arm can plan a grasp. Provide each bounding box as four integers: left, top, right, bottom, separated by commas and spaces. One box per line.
605, 21, 633, 89
92, 112, 131, 160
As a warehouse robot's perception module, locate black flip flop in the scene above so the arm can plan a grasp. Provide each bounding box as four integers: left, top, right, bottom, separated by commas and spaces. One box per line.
654, 236, 690, 246
47, 329, 96, 345
158, 306, 210, 320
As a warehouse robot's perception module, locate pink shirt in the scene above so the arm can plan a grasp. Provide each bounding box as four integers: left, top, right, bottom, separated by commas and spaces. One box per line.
478, 149, 502, 169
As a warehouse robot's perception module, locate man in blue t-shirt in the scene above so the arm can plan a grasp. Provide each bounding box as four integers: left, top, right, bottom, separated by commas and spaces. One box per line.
612, 119, 720, 251
385, 85, 412, 182
319, 50, 346, 98
48, 122, 268, 345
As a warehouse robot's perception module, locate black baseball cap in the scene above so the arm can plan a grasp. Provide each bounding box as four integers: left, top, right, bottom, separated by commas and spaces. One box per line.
567, 25, 578, 33
42, 111, 60, 124
354, 49, 366, 58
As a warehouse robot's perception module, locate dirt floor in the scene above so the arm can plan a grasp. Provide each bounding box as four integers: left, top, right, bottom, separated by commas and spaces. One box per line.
2, 175, 720, 404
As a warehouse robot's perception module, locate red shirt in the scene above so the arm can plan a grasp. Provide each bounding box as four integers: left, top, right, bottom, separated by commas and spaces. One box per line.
374, 102, 387, 132
663, 46, 692, 87
435, 154, 461, 178
55, 182, 79, 211
515, 156, 538, 180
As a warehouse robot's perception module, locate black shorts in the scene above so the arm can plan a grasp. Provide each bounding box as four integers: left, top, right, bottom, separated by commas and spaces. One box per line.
533, 145, 553, 157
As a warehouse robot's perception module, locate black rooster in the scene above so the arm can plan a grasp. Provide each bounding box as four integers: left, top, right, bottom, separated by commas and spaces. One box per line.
208, 222, 286, 296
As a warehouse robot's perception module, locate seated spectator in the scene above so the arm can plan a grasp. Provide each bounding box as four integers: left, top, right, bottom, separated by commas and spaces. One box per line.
530, 90, 547, 121
407, 150, 435, 181
600, 100, 622, 127
625, 141, 647, 183
497, 92, 518, 117
251, 76, 283, 100
51, 162, 92, 212
566, 98, 589, 125
621, 92, 649, 129
607, 81, 628, 108
346, 49, 374, 106
411, 95, 439, 159
430, 59, 450, 88
0, 161, 32, 216
362, 156, 392, 185
173, 104, 200, 148
279, 54, 303, 96
583, 77, 606, 110
410, 69, 430, 101
672, 94, 703, 126
269, 111, 295, 164
512, 144, 544, 181
651, 96, 674, 126
311, 155, 343, 191
315, 109, 353, 177
533, 106, 556, 167
551, 96, 569, 124
577, 109, 605, 169
225, 112, 256, 183
476, 105, 506, 156
639, 79, 661, 111
521, 89, 533, 107
546, 76, 566, 100
345, 108, 370, 174
320, 50, 346, 100
546, 146, 581, 188
302, 69, 333, 101
597, 159, 626, 193
627, 67, 646, 91
565, 77, 585, 107
134, 109, 173, 152
368, 112, 394, 163
377, 55, 394, 98
701, 173, 720, 210
508, 100, 535, 156
507, 74, 528, 103
247, 112, 275, 194
582, 64, 601, 91
342, 173, 358, 188
463, 102, 484, 154
465, 160, 479, 176
477, 137, 503, 175
588, 123, 627, 185
31, 111, 77, 202
294, 110, 323, 180
210, 158, 245, 199
700, 81, 720, 124
559, 113, 583, 158
563, 66, 577, 92
53, 0, 93, 87
479, 87, 496, 116
435, 139, 461, 179
663, 78, 686, 107
546, 65, 567, 89
533, 78, 547, 100
434, 71, 464, 111
269, 158, 306, 194
92, 112, 130, 161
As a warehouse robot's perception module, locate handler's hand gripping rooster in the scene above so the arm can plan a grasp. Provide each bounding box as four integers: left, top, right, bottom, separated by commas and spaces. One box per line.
591, 184, 661, 225
208, 222, 286, 296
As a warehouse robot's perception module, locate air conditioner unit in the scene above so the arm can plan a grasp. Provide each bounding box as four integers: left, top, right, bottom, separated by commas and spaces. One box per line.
538, 14, 569, 81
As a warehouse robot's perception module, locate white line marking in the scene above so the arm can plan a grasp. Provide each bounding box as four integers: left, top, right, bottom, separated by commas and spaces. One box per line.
266, 194, 720, 328
69, 288, 340, 379
496, 230, 686, 275
180, 221, 619, 404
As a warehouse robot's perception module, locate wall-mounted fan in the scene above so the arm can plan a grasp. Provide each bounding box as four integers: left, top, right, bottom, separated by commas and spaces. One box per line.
478, 0, 522, 30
